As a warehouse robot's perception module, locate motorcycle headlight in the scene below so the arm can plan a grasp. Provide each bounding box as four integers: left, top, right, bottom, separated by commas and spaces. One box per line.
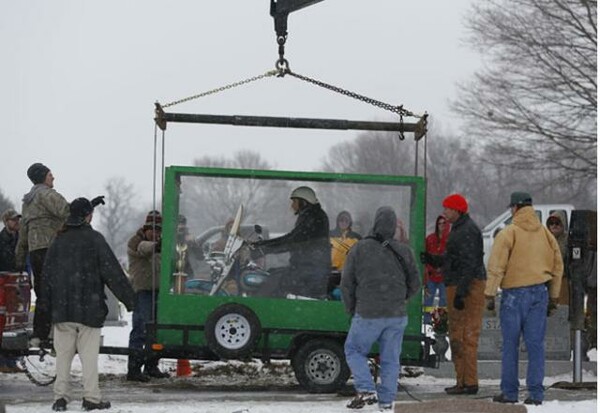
243, 272, 267, 287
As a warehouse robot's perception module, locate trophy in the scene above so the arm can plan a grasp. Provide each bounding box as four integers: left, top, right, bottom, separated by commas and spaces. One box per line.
173, 242, 188, 294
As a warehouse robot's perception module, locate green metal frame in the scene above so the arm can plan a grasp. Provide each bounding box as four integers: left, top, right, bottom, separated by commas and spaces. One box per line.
155, 166, 426, 361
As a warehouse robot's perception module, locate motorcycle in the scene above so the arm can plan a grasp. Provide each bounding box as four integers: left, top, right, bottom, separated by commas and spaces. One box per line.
203, 231, 270, 297
185, 205, 270, 297
186, 204, 343, 300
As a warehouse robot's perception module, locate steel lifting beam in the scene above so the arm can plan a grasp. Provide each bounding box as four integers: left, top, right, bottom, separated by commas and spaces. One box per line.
155, 103, 427, 137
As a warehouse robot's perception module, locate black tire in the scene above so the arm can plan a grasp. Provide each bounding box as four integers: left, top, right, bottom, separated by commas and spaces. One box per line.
204, 303, 261, 359
292, 338, 350, 393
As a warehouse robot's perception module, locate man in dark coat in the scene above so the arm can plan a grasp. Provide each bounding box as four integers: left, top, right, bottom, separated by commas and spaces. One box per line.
0, 209, 22, 272
37, 198, 135, 412
0, 208, 25, 373
425, 193, 486, 395
253, 186, 331, 299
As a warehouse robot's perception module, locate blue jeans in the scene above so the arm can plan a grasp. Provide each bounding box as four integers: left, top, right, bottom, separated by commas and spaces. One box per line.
423, 281, 447, 323
0, 355, 19, 368
500, 284, 548, 401
128, 291, 159, 371
344, 314, 408, 405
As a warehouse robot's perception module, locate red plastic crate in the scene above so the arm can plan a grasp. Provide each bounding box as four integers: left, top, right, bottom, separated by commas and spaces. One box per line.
0, 272, 31, 346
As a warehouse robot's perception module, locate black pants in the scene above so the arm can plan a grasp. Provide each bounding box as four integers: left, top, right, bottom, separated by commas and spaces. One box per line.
256, 267, 328, 299
127, 291, 160, 373
31, 248, 52, 340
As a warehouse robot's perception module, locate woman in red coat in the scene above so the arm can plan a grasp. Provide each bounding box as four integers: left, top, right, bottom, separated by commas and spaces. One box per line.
423, 215, 450, 323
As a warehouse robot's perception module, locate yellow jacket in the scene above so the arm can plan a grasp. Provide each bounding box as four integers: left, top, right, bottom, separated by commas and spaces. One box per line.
485, 206, 563, 299
330, 229, 361, 271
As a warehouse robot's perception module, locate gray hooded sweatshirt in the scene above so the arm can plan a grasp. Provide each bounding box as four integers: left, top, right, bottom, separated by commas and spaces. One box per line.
341, 206, 421, 318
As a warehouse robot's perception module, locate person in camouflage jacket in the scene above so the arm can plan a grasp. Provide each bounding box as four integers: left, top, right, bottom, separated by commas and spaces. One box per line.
15, 163, 69, 342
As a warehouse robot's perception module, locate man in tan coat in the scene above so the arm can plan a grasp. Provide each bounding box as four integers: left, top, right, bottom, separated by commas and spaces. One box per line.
126, 211, 169, 382
486, 192, 563, 406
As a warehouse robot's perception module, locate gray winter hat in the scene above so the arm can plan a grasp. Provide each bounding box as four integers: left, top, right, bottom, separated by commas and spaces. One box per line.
508, 191, 533, 207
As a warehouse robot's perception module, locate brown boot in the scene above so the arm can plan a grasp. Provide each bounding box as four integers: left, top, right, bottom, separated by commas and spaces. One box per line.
444, 385, 478, 395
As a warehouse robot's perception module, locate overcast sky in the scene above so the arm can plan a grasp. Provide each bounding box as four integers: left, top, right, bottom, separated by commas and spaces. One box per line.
1, 1, 479, 208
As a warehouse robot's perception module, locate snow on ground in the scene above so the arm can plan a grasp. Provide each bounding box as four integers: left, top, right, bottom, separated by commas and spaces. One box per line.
4, 396, 598, 413
3, 311, 597, 412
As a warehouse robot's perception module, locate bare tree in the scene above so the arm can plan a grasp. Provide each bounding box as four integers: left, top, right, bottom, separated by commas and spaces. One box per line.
96, 177, 139, 258
322, 131, 414, 176
0, 188, 14, 216
181, 151, 287, 234
320, 125, 502, 227
454, 0, 597, 184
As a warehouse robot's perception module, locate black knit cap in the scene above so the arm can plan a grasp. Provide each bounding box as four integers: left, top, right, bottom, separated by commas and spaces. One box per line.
66, 197, 94, 226
27, 163, 50, 184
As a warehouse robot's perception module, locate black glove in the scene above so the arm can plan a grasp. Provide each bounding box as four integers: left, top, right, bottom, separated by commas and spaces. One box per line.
154, 240, 162, 253
91, 195, 105, 207
421, 252, 444, 268
486, 296, 495, 311
453, 294, 465, 310
547, 298, 558, 317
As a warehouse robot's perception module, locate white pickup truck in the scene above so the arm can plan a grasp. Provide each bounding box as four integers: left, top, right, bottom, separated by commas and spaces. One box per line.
482, 204, 574, 265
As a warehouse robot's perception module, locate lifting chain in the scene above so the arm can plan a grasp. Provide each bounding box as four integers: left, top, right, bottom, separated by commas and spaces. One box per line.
282, 68, 419, 140
160, 57, 420, 141
284, 70, 418, 119
161, 70, 279, 109
271, 33, 415, 121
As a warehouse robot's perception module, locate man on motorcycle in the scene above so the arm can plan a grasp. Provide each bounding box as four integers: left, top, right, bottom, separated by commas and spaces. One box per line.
251, 186, 331, 299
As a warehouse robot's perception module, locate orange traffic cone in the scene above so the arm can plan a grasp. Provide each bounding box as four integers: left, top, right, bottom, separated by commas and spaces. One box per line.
176, 359, 192, 377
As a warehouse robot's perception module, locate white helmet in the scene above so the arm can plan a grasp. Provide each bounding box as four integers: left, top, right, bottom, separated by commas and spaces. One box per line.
290, 186, 318, 205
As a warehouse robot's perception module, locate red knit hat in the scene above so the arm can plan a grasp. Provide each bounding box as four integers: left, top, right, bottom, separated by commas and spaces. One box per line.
442, 194, 468, 214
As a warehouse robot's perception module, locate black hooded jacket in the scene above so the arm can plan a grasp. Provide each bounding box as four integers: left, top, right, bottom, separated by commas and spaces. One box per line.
442, 213, 486, 296
37, 223, 135, 336
255, 202, 331, 277
0, 227, 18, 271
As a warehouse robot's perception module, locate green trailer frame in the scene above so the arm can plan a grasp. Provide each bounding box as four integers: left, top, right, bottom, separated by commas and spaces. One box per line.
144, 165, 434, 393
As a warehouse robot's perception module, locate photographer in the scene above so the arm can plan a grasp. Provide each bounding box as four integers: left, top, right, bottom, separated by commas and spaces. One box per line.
126, 211, 169, 382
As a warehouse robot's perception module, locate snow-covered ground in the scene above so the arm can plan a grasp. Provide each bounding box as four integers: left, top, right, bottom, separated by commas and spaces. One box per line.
4, 400, 599, 413
2, 312, 597, 413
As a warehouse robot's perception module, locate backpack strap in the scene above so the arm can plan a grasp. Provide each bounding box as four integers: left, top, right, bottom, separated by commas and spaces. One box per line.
366, 235, 410, 276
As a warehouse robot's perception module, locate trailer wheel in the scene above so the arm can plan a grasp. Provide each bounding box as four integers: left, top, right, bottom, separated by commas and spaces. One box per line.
205, 303, 261, 359
292, 338, 350, 393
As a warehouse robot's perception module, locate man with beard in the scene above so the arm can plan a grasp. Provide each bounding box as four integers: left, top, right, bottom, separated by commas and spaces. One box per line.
252, 186, 331, 299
